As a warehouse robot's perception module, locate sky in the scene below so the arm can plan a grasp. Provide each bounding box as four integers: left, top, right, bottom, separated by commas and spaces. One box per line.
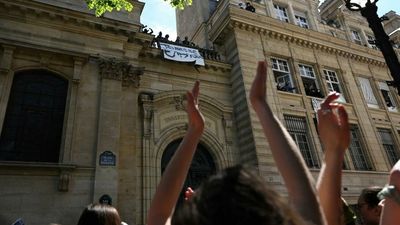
140, 0, 400, 41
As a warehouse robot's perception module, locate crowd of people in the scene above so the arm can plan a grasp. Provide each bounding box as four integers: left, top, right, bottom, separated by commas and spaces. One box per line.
73, 61, 400, 225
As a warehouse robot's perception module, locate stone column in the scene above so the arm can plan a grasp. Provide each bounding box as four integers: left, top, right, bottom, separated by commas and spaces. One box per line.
287, 2, 296, 24
93, 58, 143, 205
0, 45, 15, 133
139, 93, 154, 225
62, 57, 85, 163
263, 0, 274, 17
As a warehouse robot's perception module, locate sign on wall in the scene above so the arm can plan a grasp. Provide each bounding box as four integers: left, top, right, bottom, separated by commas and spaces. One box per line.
99, 151, 116, 166
159, 42, 205, 66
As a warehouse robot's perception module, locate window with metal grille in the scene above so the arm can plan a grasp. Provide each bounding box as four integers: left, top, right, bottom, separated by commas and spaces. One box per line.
272, 58, 296, 93
378, 129, 399, 166
349, 126, 372, 170
323, 69, 346, 102
284, 115, 319, 168
274, 4, 289, 22
0, 70, 68, 162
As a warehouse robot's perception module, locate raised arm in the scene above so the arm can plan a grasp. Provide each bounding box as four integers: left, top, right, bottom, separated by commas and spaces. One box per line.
146, 81, 205, 225
380, 160, 400, 225
315, 93, 350, 225
249, 61, 326, 225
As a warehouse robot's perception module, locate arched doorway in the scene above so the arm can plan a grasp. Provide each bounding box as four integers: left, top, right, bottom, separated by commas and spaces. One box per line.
0, 70, 68, 162
161, 139, 216, 205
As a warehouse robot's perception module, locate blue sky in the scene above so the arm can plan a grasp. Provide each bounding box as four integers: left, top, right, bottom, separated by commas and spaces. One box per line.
140, 0, 399, 41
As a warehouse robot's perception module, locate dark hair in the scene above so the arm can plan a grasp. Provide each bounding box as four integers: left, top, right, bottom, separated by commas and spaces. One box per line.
172, 165, 305, 225
359, 186, 383, 208
77, 203, 121, 225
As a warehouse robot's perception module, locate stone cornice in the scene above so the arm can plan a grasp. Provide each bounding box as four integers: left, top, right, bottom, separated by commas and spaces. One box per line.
0, 0, 140, 37
211, 5, 387, 67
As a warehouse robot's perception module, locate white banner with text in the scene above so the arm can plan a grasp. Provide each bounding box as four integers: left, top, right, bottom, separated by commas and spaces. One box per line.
159, 42, 205, 66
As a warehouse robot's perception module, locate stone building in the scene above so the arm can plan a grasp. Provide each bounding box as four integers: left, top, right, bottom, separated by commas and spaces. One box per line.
176, 0, 400, 212
0, 0, 399, 225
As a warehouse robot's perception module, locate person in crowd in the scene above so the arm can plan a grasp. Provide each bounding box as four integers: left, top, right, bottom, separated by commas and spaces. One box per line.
77, 203, 121, 225
356, 186, 383, 225
379, 160, 400, 225
245, 2, 255, 12
146, 61, 327, 225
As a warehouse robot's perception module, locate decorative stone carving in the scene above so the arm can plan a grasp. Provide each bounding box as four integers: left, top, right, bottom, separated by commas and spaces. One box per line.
0, 45, 15, 75
73, 57, 85, 83
172, 95, 185, 111
140, 93, 154, 139
98, 58, 144, 87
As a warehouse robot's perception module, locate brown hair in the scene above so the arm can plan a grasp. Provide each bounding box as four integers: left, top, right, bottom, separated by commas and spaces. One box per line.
77, 203, 121, 225
172, 165, 308, 225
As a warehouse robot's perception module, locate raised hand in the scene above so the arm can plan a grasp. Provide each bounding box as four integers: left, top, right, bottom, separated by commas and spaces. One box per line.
317, 92, 350, 155
186, 81, 205, 134
316, 92, 350, 225
250, 61, 267, 107
147, 81, 205, 225
184, 187, 195, 201
250, 61, 326, 225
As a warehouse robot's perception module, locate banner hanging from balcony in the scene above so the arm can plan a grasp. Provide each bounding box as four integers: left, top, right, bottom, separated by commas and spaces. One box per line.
159, 42, 205, 66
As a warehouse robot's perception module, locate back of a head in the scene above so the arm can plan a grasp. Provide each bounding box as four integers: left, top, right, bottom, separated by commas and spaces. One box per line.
173, 165, 303, 225
359, 186, 383, 208
77, 203, 121, 225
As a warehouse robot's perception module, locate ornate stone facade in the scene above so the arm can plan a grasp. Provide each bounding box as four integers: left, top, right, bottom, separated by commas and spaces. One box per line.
177, 0, 400, 207
0, 0, 399, 225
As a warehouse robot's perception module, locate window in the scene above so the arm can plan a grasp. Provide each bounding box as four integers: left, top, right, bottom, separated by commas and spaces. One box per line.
284, 115, 319, 168
358, 77, 379, 108
378, 82, 397, 112
295, 14, 309, 29
348, 126, 372, 170
323, 69, 346, 102
378, 128, 399, 166
0, 70, 68, 162
272, 58, 296, 93
351, 30, 362, 45
299, 64, 323, 98
367, 34, 379, 50
274, 4, 289, 22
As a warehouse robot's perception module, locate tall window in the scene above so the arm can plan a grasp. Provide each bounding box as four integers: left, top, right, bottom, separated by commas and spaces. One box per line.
378, 82, 397, 112
351, 30, 362, 45
272, 58, 296, 93
323, 69, 346, 102
274, 4, 289, 22
0, 70, 68, 162
299, 64, 323, 98
284, 115, 319, 168
295, 12, 309, 29
358, 77, 379, 108
349, 126, 372, 170
378, 128, 399, 166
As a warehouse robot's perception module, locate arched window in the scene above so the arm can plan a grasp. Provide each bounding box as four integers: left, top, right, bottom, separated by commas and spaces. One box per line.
161, 139, 216, 205
0, 70, 68, 162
